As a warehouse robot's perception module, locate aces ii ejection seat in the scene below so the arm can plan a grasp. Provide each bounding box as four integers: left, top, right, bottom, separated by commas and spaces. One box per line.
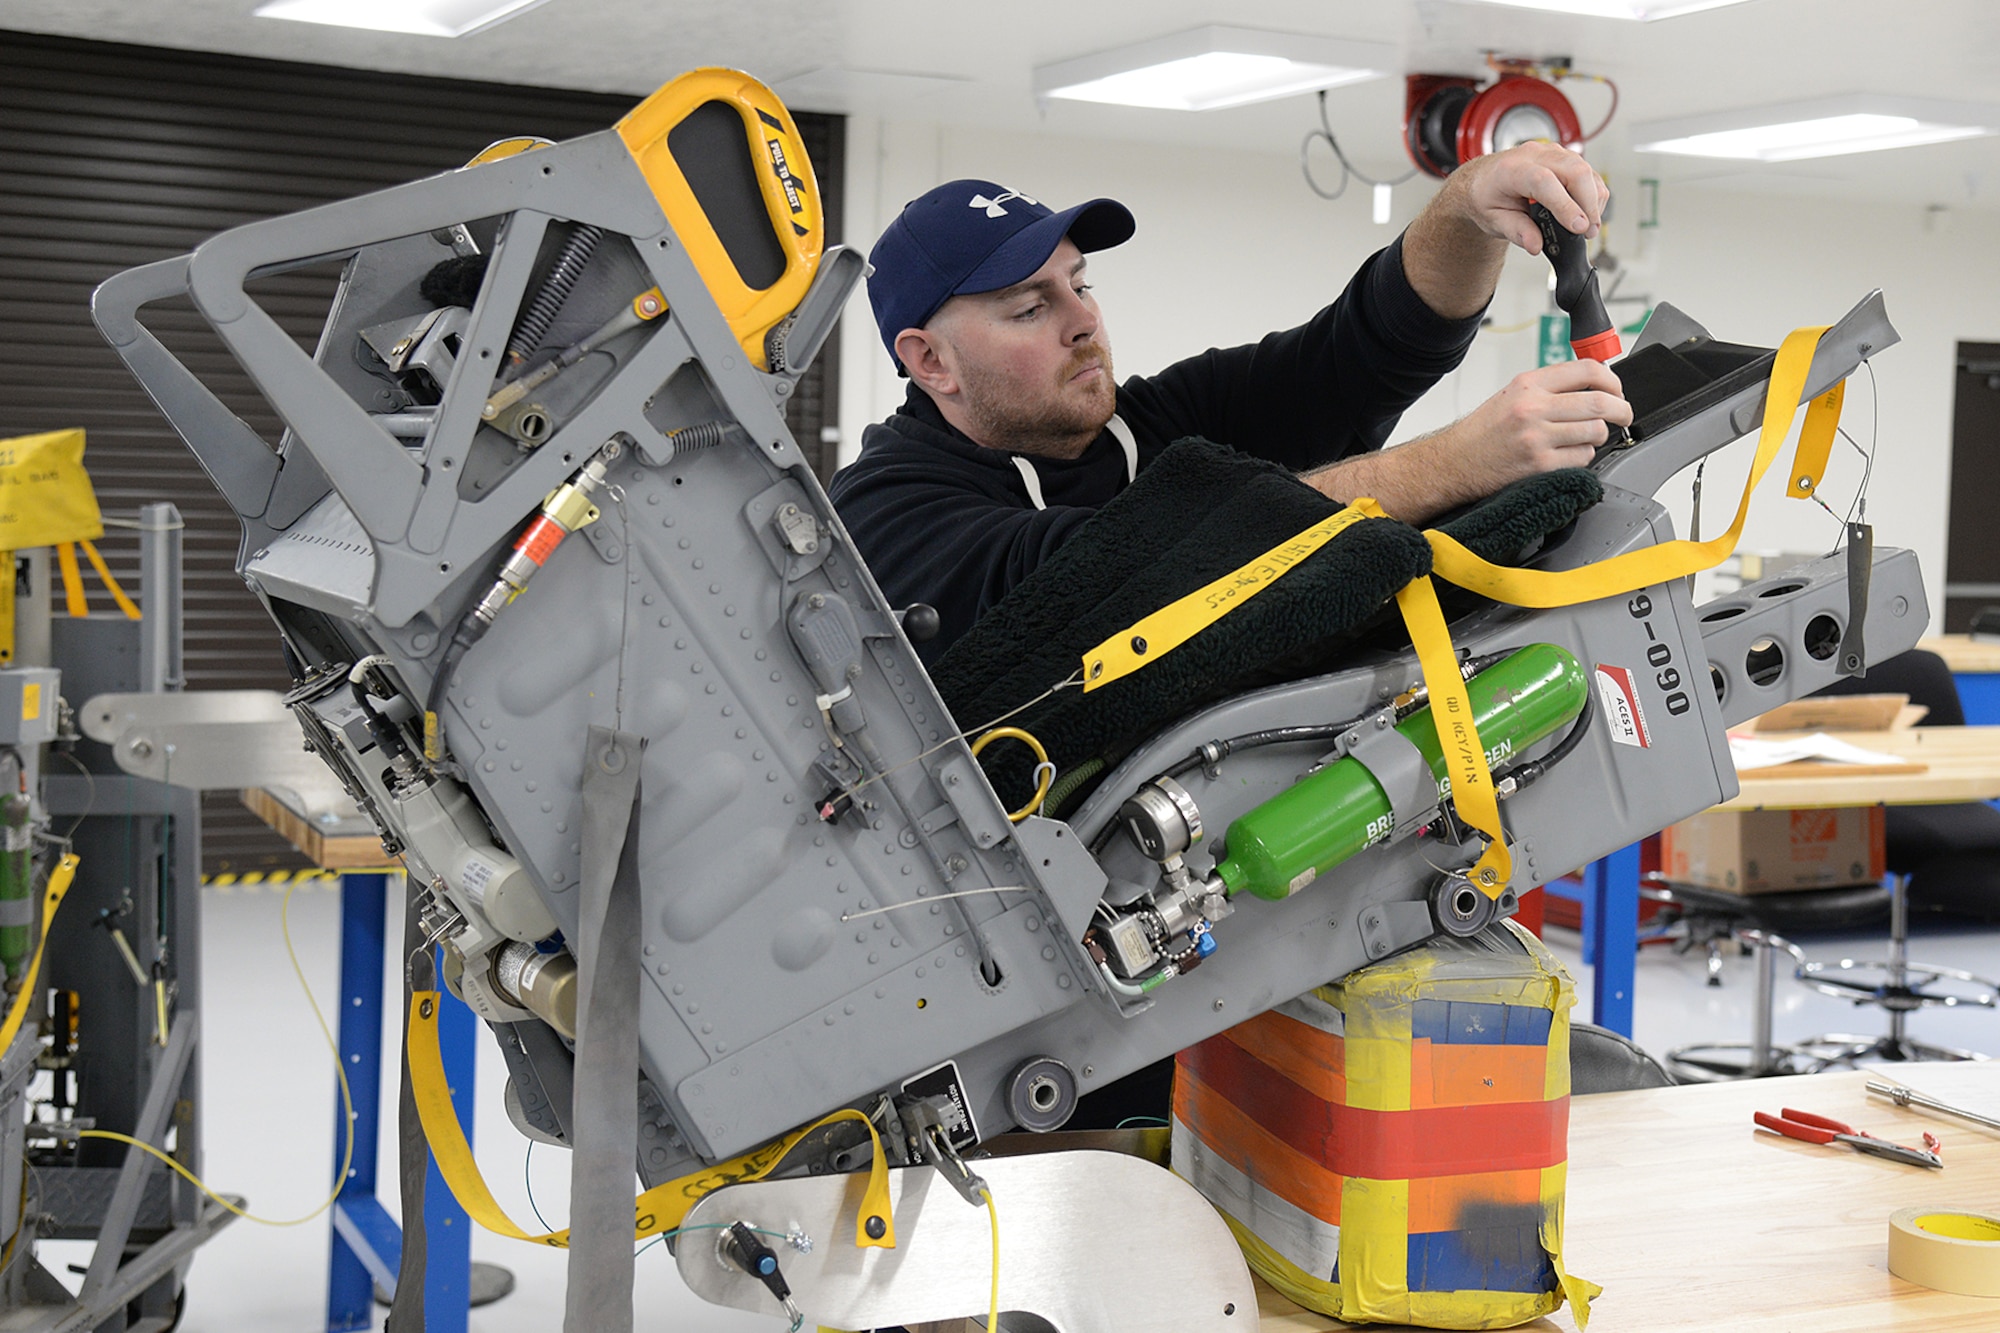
89, 66, 1924, 1329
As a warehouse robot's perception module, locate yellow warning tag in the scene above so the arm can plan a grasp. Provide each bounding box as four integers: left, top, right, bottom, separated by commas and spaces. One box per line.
20, 682, 38, 722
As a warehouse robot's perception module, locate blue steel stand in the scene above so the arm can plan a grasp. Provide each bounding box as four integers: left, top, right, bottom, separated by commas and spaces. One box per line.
1542, 842, 1642, 1036
326, 871, 477, 1333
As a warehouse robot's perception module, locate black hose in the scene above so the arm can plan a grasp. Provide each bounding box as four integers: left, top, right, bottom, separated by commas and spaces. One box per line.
1162, 722, 1358, 781
505, 224, 603, 372
421, 624, 483, 764
1497, 689, 1595, 794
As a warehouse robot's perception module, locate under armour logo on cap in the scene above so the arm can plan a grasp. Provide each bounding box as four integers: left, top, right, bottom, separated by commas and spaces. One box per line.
969, 190, 1039, 219
866, 178, 1136, 370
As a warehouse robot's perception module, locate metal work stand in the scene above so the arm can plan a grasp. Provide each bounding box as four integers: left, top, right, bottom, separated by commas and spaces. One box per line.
1795, 873, 1999, 1067
326, 872, 503, 1332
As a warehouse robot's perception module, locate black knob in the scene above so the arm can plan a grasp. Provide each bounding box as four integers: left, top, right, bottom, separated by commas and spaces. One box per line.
898, 603, 940, 643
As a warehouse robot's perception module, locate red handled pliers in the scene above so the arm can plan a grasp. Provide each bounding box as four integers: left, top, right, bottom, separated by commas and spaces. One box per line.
1754, 1107, 1942, 1168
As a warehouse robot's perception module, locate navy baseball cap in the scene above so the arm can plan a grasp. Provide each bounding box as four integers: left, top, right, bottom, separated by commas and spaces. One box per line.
868, 180, 1135, 368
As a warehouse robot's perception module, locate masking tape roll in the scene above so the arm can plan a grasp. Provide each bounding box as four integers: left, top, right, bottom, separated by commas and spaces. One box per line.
1888, 1208, 2000, 1298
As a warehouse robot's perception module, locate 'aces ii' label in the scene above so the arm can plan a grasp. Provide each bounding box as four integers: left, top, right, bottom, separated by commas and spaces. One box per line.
1595, 663, 1653, 748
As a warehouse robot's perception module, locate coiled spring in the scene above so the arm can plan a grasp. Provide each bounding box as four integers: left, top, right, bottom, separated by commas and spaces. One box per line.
669, 421, 728, 451
504, 224, 603, 370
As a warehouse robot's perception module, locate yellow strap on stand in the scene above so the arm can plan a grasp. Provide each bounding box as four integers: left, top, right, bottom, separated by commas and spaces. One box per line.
53, 541, 141, 622
0, 853, 79, 1054
80, 541, 141, 620
407, 989, 896, 1249
0, 549, 13, 665
55, 544, 87, 619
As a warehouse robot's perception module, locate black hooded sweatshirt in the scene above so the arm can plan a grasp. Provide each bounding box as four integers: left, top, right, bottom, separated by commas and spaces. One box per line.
827, 236, 1484, 663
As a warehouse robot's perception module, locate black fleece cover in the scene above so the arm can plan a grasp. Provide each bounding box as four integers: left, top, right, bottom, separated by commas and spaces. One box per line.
931, 439, 1603, 810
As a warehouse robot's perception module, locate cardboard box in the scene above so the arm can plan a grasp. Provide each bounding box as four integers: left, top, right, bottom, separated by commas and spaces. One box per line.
1661, 806, 1885, 895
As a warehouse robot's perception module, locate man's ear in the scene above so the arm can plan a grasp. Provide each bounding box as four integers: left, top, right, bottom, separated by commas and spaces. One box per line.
895, 328, 957, 399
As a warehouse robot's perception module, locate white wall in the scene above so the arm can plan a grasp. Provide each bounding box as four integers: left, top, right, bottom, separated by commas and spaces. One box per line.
834, 115, 2000, 631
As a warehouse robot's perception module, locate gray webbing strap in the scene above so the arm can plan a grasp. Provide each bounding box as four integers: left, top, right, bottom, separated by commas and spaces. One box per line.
565, 726, 646, 1332
386, 884, 429, 1332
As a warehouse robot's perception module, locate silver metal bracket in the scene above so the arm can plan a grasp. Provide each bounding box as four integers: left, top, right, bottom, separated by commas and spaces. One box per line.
1330, 712, 1440, 844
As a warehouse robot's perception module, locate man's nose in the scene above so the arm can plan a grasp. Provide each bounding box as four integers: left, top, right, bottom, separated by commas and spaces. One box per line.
1057, 289, 1098, 343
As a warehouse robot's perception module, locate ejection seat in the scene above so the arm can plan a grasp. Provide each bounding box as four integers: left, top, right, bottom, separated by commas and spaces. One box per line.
88, 65, 1928, 1332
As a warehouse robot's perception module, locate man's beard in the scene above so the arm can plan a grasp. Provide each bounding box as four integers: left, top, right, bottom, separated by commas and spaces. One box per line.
957, 341, 1116, 460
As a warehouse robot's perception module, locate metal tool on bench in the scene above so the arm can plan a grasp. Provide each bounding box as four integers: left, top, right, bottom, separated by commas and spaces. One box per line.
1869, 1079, 2000, 1134
88, 59, 1932, 1330
1755, 1106, 1943, 1168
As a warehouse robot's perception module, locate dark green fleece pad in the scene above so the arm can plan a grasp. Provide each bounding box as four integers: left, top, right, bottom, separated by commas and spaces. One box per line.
931, 439, 1602, 811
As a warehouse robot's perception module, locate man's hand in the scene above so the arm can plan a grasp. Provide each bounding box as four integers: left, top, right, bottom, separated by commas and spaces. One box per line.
1402, 143, 1610, 320
1304, 359, 1630, 524
1446, 142, 1608, 253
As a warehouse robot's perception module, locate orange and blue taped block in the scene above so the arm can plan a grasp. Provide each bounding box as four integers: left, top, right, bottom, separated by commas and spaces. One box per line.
1171, 922, 1599, 1329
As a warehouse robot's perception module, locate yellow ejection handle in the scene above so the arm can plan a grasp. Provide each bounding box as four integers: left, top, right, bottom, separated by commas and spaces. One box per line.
615, 67, 824, 369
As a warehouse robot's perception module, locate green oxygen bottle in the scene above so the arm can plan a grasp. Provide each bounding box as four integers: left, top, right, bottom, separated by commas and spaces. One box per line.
1212, 644, 1587, 901
0, 788, 30, 977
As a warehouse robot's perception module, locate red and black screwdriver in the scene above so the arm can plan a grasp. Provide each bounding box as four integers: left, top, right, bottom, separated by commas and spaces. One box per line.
1528, 200, 1630, 447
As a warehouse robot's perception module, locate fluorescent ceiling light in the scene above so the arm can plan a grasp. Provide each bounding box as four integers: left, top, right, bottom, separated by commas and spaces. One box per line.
1035, 27, 1395, 111
773, 68, 973, 114
253, 0, 550, 38
1634, 96, 1998, 161
1457, 0, 1753, 17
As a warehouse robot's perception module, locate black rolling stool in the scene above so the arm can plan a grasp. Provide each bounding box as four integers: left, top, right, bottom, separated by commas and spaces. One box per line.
1643, 878, 1885, 1080
1791, 650, 2000, 1065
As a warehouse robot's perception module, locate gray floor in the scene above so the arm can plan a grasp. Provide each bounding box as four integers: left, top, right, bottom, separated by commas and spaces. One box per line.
87, 882, 1999, 1331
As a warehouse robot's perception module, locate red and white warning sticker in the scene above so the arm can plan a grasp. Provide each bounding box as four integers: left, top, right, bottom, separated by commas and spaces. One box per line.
1594, 664, 1652, 749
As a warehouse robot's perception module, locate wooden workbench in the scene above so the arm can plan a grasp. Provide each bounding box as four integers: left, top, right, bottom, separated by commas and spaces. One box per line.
1920, 635, 2000, 675
1262, 1063, 2000, 1331
1714, 726, 2000, 811
239, 785, 396, 870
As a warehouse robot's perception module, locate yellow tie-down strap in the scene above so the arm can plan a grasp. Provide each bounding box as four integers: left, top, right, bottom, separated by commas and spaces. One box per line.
407, 990, 895, 1249
1081, 503, 1381, 688
1080, 325, 1842, 897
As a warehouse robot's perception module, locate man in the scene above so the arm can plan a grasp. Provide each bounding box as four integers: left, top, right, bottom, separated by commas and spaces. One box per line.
828, 143, 1632, 663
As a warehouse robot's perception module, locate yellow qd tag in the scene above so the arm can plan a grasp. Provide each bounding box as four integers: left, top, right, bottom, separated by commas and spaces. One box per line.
408, 991, 894, 1249
1393, 578, 1511, 896
20, 682, 39, 722
1082, 501, 1383, 691
1787, 381, 1846, 499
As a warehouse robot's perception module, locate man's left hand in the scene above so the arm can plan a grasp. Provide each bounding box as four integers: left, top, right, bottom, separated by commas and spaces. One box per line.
1402, 143, 1609, 321
1442, 142, 1609, 256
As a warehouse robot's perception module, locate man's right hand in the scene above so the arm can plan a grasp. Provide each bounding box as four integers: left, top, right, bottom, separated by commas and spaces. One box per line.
1303, 359, 1630, 523
1439, 358, 1632, 495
